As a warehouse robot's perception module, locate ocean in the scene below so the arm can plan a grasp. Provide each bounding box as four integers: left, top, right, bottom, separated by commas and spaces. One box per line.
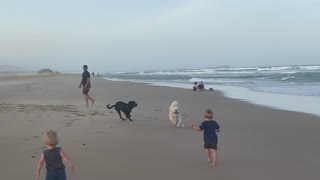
103, 65, 320, 116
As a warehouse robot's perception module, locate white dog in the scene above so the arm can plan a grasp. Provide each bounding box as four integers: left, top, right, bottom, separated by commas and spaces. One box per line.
169, 101, 185, 127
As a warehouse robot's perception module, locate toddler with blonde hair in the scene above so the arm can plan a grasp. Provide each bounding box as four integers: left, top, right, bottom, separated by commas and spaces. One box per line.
36, 130, 74, 180
190, 109, 221, 166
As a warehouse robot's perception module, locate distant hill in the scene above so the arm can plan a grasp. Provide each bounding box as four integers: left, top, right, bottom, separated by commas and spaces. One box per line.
37, 69, 60, 74
38, 69, 53, 74
0, 65, 25, 73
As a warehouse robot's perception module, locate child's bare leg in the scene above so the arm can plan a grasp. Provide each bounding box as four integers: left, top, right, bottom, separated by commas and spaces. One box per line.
206, 149, 212, 162
212, 149, 217, 166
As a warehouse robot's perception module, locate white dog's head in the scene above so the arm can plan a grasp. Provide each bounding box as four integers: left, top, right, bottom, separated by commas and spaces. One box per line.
169, 100, 185, 127
172, 106, 179, 115
170, 101, 180, 115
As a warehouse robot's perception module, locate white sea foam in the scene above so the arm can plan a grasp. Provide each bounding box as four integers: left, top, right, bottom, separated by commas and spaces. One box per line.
148, 82, 320, 117
299, 65, 320, 70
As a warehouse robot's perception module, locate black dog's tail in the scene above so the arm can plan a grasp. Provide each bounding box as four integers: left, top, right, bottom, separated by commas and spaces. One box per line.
107, 104, 115, 109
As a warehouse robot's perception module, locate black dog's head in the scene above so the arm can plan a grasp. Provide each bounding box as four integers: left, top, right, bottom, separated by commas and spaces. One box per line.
128, 101, 138, 108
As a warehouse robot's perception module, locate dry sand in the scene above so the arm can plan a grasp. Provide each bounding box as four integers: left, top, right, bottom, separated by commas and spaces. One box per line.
0, 74, 320, 180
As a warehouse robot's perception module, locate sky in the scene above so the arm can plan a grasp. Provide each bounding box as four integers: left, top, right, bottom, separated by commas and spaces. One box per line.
0, 0, 319, 72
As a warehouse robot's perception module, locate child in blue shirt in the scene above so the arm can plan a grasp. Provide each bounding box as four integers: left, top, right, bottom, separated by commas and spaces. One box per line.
190, 109, 220, 166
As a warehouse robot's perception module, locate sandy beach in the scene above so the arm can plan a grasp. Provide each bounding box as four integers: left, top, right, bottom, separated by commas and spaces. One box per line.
1, 74, 320, 180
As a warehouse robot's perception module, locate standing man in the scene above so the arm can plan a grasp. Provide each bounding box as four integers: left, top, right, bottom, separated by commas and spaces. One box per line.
79, 65, 95, 106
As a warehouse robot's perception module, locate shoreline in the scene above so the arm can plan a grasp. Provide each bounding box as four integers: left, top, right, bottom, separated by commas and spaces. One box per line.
103, 77, 320, 117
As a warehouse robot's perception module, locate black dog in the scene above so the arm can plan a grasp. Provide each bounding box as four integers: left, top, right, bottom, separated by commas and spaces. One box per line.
107, 101, 138, 121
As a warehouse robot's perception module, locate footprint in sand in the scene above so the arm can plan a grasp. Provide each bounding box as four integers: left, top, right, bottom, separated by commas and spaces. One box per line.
75, 113, 86, 117
24, 138, 30, 141
65, 122, 73, 127
95, 130, 110, 134
39, 146, 46, 150
154, 109, 163, 112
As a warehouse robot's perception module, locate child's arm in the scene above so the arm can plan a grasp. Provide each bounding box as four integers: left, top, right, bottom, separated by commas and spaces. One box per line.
216, 122, 221, 133
189, 124, 202, 131
35, 153, 45, 180
60, 148, 74, 171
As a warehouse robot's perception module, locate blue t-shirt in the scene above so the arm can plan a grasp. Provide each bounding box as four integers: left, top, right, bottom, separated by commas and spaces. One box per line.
199, 120, 220, 142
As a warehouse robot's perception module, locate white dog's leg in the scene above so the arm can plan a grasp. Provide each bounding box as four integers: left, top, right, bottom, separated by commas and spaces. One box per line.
181, 121, 185, 128
180, 116, 185, 127
176, 118, 180, 127
177, 116, 185, 128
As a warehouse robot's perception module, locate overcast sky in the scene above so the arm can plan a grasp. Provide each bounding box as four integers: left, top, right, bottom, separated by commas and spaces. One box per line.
0, 0, 319, 72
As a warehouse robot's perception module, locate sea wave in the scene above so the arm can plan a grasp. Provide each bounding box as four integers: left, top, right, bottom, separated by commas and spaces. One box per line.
104, 65, 320, 96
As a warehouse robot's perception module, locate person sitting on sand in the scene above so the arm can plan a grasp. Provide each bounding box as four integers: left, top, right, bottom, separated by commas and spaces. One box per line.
193, 82, 198, 91
36, 130, 74, 180
190, 109, 220, 166
79, 65, 95, 106
198, 81, 205, 91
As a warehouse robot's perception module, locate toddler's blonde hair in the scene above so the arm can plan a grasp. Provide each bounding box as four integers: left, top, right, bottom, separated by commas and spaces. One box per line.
44, 129, 59, 146
204, 109, 214, 119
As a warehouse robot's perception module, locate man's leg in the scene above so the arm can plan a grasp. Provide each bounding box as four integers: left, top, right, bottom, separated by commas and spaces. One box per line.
83, 94, 89, 106
87, 95, 95, 105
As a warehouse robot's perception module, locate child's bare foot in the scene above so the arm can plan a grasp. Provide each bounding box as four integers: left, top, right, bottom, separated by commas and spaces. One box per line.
208, 159, 212, 163
211, 162, 216, 166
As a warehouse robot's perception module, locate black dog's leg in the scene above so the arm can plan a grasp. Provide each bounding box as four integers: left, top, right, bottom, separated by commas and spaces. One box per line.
115, 107, 126, 121
125, 113, 133, 121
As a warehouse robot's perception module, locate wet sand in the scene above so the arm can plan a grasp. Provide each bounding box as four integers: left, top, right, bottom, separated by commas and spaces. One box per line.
0, 74, 319, 179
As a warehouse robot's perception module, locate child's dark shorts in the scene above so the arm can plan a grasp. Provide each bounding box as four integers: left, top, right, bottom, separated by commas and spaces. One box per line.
46, 170, 66, 180
204, 141, 218, 150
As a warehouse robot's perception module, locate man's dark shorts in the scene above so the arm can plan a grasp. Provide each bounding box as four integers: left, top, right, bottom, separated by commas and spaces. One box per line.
204, 141, 218, 150
83, 88, 90, 95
